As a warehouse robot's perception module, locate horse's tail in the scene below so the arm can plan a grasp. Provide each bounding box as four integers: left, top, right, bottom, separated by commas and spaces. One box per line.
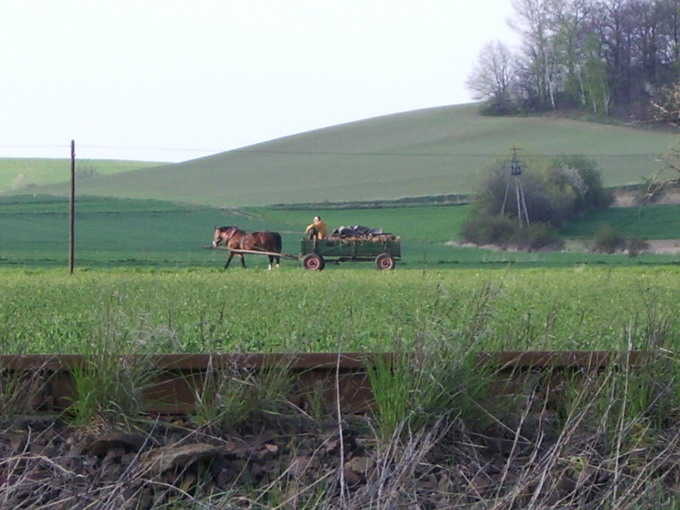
274, 232, 282, 253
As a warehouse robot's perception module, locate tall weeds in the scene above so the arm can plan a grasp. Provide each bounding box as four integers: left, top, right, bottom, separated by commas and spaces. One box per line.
191, 355, 293, 431
67, 352, 160, 430
0, 362, 51, 424
64, 309, 162, 430
366, 283, 495, 440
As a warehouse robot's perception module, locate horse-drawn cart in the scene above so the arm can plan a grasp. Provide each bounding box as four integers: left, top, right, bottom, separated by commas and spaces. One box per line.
300, 236, 401, 271
207, 226, 400, 270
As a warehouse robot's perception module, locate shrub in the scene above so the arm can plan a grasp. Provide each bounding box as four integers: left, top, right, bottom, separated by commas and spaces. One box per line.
553, 155, 614, 213
11, 174, 34, 190
76, 164, 99, 179
511, 222, 564, 251
592, 225, 626, 253
626, 236, 650, 258
460, 213, 517, 247
461, 215, 565, 252
461, 154, 611, 250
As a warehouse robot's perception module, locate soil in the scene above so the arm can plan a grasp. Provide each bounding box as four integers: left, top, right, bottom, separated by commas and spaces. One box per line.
567, 238, 680, 254
636, 239, 680, 254
449, 238, 680, 255
1, 401, 679, 509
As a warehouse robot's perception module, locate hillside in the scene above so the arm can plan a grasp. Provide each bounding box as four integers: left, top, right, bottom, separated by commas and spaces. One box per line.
0, 159, 164, 193
5, 104, 678, 207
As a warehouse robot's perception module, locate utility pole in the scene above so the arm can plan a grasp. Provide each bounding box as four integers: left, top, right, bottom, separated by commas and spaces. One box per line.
69, 140, 75, 274
500, 146, 530, 227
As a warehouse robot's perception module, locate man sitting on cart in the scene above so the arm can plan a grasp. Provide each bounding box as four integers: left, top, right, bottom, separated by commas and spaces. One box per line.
305, 216, 327, 240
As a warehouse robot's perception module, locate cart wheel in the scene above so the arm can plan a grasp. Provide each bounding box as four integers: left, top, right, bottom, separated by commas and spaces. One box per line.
375, 253, 396, 270
302, 253, 325, 271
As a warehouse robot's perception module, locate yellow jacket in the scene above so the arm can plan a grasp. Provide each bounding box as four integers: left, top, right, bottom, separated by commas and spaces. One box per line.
305, 219, 327, 239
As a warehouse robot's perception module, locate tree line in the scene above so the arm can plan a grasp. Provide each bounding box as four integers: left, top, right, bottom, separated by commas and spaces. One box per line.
467, 0, 680, 121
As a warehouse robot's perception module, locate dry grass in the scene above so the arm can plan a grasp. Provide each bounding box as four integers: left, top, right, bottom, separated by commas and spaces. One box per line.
2, 350, 680, 508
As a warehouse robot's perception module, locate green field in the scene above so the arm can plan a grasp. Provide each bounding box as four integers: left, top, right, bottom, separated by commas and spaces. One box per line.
5, 104, 677, 207
561, 203, 680, 239
3, 194, 680, 269
2, 107, 680, 356
1, 266, 678, 354
0, 158, 163, 193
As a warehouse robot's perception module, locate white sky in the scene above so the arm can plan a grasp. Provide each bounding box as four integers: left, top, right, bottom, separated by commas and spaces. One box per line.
1, 0, 517, 162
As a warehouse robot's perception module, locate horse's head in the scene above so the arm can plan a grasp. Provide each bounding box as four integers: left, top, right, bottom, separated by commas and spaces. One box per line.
212, 226, 222, 247
212, 226, 237, 247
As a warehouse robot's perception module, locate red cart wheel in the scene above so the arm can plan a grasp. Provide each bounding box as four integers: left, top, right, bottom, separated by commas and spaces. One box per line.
375, 253, 396, 270
302, 253, 325, 271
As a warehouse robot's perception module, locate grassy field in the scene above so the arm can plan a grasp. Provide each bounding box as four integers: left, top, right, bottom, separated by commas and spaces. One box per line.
0, 158, 163, 193
561, 203, 680, 239
5, 104, 677, 207
0, 195, 275, 268
3, 195, 680, 356
3, 194, 680, 269
1, 266, 678, 354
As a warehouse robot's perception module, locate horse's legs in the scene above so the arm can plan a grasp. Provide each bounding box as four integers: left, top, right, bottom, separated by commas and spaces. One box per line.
267, 255, 280, 270
224, 252, 234, 270
240, 254, 247, 269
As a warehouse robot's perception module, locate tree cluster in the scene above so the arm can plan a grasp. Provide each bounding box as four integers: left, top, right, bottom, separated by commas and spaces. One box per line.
468, 0, 680, 119
460, 155, 613, 250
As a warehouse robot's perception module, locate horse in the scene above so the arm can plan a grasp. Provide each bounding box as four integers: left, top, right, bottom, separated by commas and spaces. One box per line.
212, 226, 282, 270
212, 226, 247, 269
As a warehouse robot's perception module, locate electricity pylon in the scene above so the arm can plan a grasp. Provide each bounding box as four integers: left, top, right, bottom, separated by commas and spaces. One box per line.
500, 146, 530, 227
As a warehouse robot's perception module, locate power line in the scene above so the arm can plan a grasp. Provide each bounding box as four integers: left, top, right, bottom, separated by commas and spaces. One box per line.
0, 144, 219, 153
0, 144, 667, 159
227, 148, 664, 158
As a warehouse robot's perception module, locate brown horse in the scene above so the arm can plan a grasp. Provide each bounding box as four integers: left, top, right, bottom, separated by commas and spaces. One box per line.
212, 226, 282, 269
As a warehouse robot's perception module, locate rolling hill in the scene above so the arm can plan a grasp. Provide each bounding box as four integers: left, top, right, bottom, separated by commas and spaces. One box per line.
0, 159, 164, 194
4, 104, 678, 207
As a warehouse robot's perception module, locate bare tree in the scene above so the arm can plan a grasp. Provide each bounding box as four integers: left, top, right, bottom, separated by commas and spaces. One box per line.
466, 41, 518, 113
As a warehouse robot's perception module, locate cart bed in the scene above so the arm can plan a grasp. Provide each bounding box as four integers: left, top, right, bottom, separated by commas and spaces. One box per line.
300, 236, 400, 270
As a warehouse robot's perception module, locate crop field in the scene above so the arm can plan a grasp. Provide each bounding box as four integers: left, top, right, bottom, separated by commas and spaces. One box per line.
561, 202, 680, 239
0, 195, 290, 268
4, 195, 680, 356
0, 158, 162, 193
2, 266, 679, 354
4, 194, 680, 269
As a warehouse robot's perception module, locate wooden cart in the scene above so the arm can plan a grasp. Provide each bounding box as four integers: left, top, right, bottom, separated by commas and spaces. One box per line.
300, 236, 401, 271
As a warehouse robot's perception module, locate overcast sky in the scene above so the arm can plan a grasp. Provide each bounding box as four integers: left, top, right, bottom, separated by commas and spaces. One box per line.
1, 0, 517, 162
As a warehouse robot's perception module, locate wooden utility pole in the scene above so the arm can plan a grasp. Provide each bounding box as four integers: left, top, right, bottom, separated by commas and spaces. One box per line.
69, 140, 75, 274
